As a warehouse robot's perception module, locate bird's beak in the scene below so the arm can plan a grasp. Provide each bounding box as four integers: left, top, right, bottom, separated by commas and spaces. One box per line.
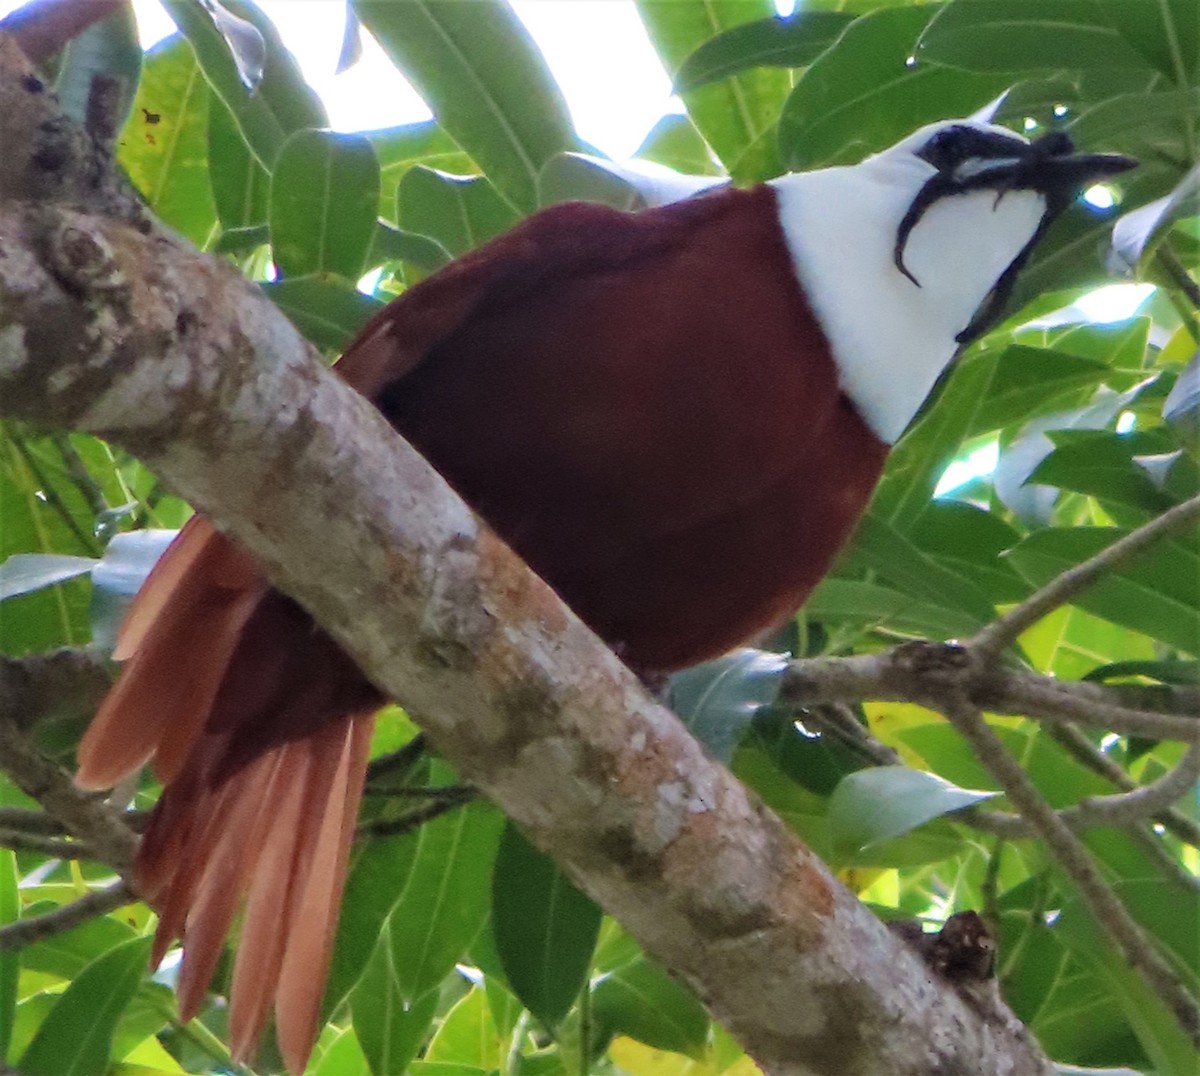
895, 132, 1138, 289
898, 132, 1138, 344
985, 131, 1137, 209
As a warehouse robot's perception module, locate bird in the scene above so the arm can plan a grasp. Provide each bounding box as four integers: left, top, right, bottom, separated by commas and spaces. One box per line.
75, 111, 1134, 1072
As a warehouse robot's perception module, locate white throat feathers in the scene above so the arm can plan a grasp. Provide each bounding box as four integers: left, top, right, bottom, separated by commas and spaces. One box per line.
770, 124, 1047, 444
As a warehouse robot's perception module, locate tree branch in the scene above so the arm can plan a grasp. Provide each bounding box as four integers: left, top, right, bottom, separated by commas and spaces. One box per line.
0, 716, 136, 872
0, 879, 133, 950
0, 37, 1056, 1075
783, 644, 1199, 742
1046, 722, 1200, 848
0, 807, 66, 834
960, 741, 1200, 840
0, 826, 94, 858
970, 493, 1200, 658
0, 648, 112, 732
939, 700, 1200, 1046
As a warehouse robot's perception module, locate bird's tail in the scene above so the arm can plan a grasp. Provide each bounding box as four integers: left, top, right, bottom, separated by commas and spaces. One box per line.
76, 516, 383, 1072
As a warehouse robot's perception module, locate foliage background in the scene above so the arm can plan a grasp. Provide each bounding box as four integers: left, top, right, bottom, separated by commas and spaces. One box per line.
0, 0, 1197, 1074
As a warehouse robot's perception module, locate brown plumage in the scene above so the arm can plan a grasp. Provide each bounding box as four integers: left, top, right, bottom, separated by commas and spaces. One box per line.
76, 185, 891, 1069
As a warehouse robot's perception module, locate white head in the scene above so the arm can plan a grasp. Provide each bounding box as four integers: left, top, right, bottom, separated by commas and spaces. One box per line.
770, 117, 1135, 443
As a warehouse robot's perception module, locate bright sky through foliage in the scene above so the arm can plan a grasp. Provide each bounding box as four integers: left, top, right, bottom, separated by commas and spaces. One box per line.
137, 0, 680, 158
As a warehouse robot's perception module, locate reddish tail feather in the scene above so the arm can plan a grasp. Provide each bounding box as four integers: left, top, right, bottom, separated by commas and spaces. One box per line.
76, 516, 383, 1071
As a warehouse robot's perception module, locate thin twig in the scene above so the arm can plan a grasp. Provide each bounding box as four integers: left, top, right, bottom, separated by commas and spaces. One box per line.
0, 647, 112, 732
364, 733, 426, 783
1046, 723, 1200, 848
1072, 741, 1200, 827
971, 494, 1200, 658
0, 807, 65, 834
0, 715, 136, 871
962, 742, 1200, 841
8, 435, 102, 556
357, 787, 477, 840
366, 782, 474, 799
1122, 823, 1200, 892
0, 879, 133, 950
0, 827, 93, 858
1156, 245, 1200, 310
941, 700, 1200, 1046
987, 671, 1199, 741
798, 704, 903, 767
50, 431, 110, 520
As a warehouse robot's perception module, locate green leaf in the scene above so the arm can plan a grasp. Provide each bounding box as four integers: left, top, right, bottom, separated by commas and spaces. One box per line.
918, 0, 1156, 73
218, 0, 329, 129
1111, 878, 1200, 991
212, 223, 269, 255
1056, 893, 1199, 1073
0, 851, 17, 1060
1006, 527, 1200, 654
1028, 431, 1179, 516
159, 0, 300, 168
483, 975, 523, 1039
371, 222, 452, 273
965, 346, 1111, 436
195, 0, 264, 92
634, 115, 720, 176
1095, 0, 1200, 84
1049, 316, 1152, 370
637, 0, 789, 180
354, 0, 575, 213
492, 823, 601, 1030
425, 987, 502, 1068
1020, 604, 1157, 681
207, 91, 269, 230
539, 153, 647, 212
324, 834, 420, 1018
351, 935, 438, 1076
0, 432, 96, 652
371, 121, 477, 219
409, 1064, 490, 1076
117, 37, 216, 246
270, 129, 381, 280
669, 649, 787, 763
846, 512, 998, 630
911, 501, 1030, 604
262, 277, 383, 352
872, 352, 1000, 533
1009, 166, 1181, 314
591, 958, 709, 1060
674, 11, 855, 92
311, 1026, 371, 1076
779, 6, 1009, 170
1085, 657, 1200, 685
995, 890, 1144, 1065
803, 577, 987, 639
398, 167, 519, 257
828, 766, 997, 858
19, 913, 138, 982
385, 789, 503, 1001
19, 936, 153, 1076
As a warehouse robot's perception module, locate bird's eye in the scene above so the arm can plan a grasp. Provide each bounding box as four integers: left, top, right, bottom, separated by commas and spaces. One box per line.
917, 124, 1028, 173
